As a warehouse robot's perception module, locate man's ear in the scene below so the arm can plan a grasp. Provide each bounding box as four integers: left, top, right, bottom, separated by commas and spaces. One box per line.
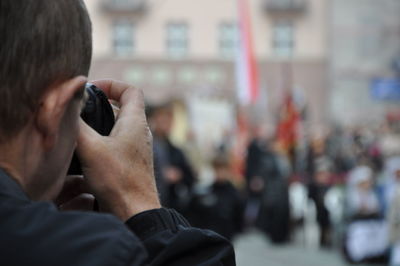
35, 76, 87, 151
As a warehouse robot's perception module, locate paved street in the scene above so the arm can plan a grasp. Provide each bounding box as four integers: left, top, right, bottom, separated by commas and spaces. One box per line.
234, 230, 348, 266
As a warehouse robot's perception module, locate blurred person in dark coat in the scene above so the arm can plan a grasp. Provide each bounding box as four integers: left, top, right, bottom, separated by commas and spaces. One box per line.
188, 154, 244, 241
147, 103, 195, 214
256, 141, 291, 244
307, 139, 334, 247
244, 127, 269, 226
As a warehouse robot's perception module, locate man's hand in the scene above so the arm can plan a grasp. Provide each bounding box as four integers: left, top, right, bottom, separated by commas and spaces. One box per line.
77, 80, 161, 221
250, 176, 264, 192
164, 167, 182, 184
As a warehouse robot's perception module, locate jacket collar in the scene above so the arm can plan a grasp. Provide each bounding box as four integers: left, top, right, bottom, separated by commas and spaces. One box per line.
0, 168, 30, 202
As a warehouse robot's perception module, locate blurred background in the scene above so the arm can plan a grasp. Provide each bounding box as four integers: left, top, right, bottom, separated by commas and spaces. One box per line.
85, 0, 400, 265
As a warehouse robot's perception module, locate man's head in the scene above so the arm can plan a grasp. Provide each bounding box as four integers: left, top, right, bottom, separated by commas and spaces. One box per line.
0, 0, 92, 200
147, 102, 174, 138
211, 155, 231, 183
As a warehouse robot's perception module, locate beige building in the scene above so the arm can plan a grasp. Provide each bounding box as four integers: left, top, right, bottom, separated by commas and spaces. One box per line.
85, 0, 329, 132
330, 0, 400, 126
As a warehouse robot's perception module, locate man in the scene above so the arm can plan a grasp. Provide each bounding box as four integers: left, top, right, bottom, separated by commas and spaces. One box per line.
147, 103, 195, 214
0, 1, 235, 265
187, 154, 244, 241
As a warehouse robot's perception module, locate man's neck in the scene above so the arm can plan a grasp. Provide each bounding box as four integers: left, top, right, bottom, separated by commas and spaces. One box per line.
0, 130, 36, 193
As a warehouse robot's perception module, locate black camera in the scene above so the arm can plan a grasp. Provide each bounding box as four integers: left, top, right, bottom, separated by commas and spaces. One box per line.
67, 83, 115, 175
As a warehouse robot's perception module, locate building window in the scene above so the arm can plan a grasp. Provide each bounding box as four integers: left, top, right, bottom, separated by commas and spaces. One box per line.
152, 67, 172, 85
113, 20, 134, 56
166, 23, 188, 58
219, 23, 239, 59
272, 21, 294, 57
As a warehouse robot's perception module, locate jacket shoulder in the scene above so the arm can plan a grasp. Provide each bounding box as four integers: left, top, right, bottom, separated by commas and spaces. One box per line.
0, 200, 146, 266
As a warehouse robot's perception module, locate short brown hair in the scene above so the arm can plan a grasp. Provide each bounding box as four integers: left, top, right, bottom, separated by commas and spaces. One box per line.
0, 0, 92, 141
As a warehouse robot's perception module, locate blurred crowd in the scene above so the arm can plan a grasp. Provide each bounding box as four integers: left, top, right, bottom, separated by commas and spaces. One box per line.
146, 101, 400, 265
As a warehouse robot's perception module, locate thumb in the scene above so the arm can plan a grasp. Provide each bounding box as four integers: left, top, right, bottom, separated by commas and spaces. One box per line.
76, 118, 102, 159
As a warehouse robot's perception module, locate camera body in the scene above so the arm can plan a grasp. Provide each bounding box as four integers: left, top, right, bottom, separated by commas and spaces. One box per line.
67, 83, 115, 175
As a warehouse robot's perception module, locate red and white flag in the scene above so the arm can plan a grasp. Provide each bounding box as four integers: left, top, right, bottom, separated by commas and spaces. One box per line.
236, 0, 259, 105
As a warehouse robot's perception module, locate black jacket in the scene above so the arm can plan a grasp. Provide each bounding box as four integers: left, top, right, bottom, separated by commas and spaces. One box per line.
187, 181, 244, 241
0, 169, 235, 266
245, 138, 266, 198
153, 137, 195, 212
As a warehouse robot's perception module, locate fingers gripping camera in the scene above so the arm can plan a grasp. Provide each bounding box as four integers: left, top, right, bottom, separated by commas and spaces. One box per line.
68, 83, 115, 175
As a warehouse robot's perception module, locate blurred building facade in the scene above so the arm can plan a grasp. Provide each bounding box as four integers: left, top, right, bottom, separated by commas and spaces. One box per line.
330, 0, 400, 126
85, 0, 328, 133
